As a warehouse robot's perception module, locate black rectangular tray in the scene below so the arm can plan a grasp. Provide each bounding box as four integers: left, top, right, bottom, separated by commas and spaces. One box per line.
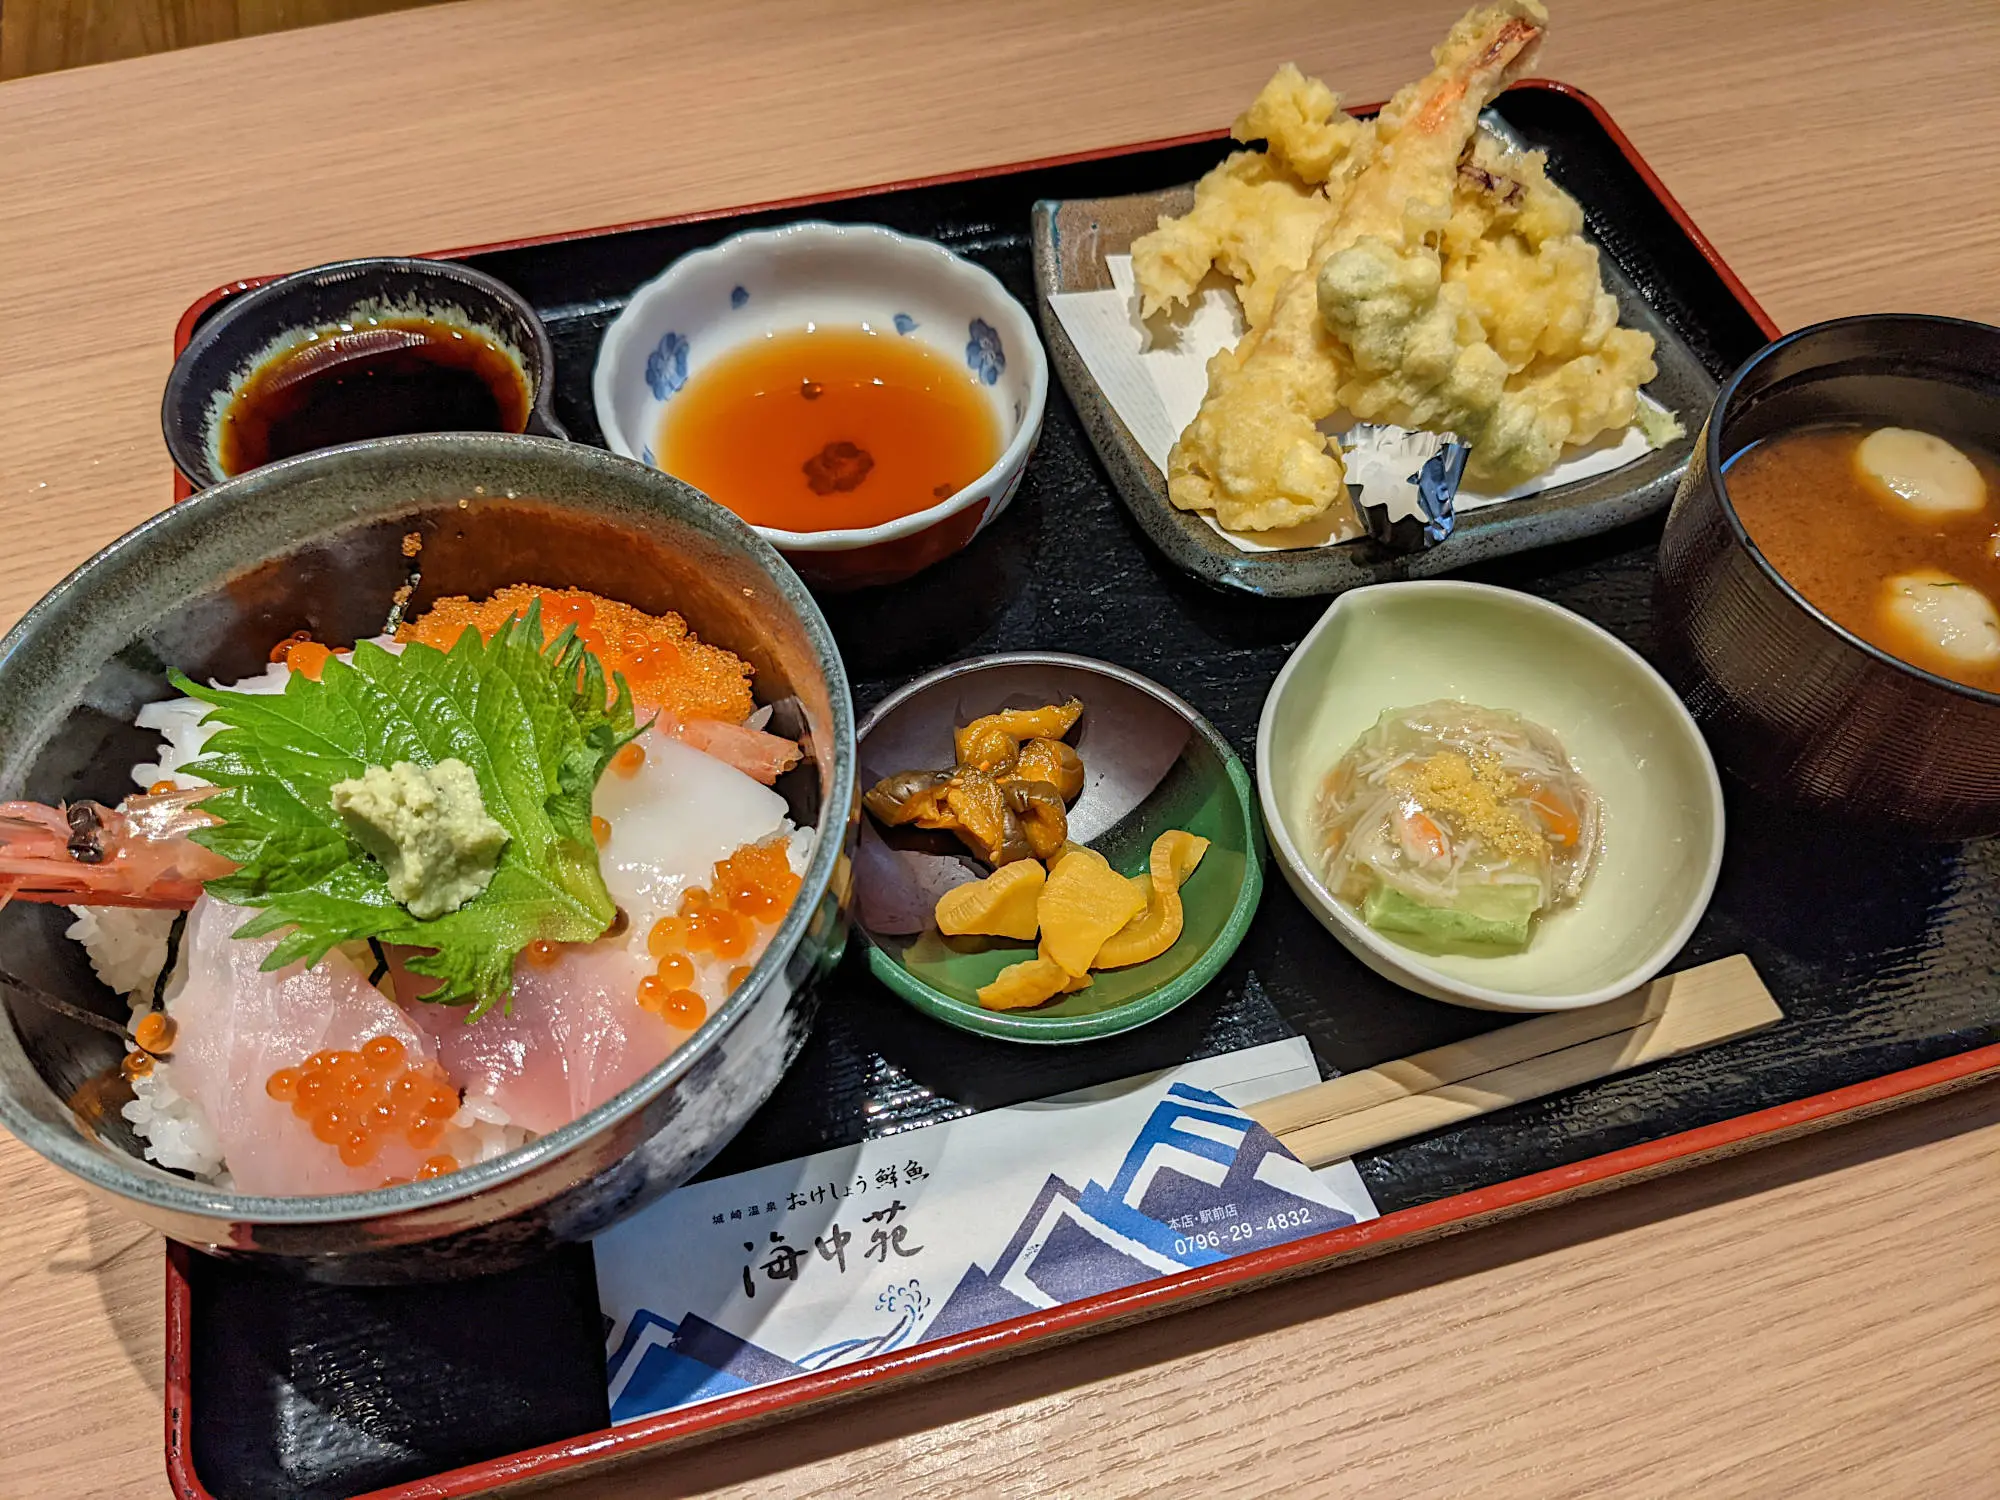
168, 86, 2000, 1500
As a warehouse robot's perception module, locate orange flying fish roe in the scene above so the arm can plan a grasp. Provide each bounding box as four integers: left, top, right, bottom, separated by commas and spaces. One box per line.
264, 1042, 463, 1178
395, 585, 754, 724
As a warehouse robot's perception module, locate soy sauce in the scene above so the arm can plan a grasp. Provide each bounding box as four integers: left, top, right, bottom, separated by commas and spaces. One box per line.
218, 317, 531, 475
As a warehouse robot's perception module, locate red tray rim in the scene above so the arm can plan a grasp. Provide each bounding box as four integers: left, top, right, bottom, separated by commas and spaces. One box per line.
166, 77, 1779, 505
161, 78, 1806, 1499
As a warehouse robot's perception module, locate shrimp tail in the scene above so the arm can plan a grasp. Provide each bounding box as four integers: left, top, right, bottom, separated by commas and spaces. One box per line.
656, 715, 804, 785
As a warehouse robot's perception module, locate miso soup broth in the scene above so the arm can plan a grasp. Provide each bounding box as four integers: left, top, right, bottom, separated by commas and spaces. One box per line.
1726, 424, 2000, 692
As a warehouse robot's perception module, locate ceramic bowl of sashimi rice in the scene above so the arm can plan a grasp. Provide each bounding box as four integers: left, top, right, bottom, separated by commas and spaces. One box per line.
0, 433, 855, 1280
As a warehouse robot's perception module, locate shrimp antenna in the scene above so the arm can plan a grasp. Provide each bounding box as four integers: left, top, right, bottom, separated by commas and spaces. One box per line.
0, 965, 138, 1044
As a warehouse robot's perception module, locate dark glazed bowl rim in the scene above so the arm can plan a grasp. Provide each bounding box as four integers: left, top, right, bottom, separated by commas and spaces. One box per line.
160, 257, 563, 490
1706, 311, 2000, 710
0, 433, 855, 1226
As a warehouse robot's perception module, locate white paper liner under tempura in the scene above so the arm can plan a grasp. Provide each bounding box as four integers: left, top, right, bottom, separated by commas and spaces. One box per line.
1047, 255, 1672, 554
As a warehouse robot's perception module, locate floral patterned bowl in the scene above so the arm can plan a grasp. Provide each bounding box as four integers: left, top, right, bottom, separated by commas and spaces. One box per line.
593, 222, 1048, 591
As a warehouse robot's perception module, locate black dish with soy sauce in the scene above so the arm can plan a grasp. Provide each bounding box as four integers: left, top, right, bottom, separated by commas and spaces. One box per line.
163, 256, 567, 488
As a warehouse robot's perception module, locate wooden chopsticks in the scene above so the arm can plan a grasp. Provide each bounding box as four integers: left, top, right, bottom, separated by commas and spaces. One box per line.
1247, 955, 1781, 1168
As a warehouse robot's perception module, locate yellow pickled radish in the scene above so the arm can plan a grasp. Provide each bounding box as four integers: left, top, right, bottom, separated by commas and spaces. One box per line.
1151, 829, 1210, 888
1036, 844, 1147, 976
935, 858, 1046, 940
1095, 886, 1183, 969
977, 956, 1074, 1011
1095, 830, 1210, 969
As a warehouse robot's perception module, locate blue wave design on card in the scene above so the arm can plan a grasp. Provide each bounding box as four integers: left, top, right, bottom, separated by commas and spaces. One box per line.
605, 1075, 1360, 1421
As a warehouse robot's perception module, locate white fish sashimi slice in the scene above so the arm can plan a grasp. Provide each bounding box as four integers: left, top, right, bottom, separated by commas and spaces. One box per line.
165, 896, 444, 1195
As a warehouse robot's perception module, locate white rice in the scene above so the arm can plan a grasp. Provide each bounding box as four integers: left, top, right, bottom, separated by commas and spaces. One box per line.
123, 1063, 226, 1178
65, 905, 177, 1001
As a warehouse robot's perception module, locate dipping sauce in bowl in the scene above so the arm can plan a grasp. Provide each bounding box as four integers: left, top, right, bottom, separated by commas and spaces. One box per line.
164, 257, 565, 490
656, 325, 1000, 532
1727, 425, 2000, 690
219, 316, 532, 476
592, 221, 1048, 591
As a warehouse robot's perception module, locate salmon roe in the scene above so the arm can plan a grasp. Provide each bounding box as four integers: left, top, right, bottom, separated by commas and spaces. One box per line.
263, 1034, 462, 1174
285, 640, 333, 680
591, 815, 612, 848
133, 1011, 176, 1054
635, 839, 799, 1021
612, 741, 647, 777
268, 629, 312, 664
395, 585, 754, 724
148, 779, 178, 797
660, 989, 706, 1028
525, 939, 562, 968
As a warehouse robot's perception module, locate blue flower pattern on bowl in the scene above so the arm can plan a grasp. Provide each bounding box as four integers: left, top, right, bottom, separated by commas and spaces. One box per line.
893, 312, 918, 335
641, 445, 655, 467
966, 318, 1004, 385
730, 285, 749, 309
645, 331, 690, 400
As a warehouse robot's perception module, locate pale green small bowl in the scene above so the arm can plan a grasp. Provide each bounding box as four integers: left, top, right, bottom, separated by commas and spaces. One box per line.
854, 653, 1263, 1043
1257, 581, 1724, 1013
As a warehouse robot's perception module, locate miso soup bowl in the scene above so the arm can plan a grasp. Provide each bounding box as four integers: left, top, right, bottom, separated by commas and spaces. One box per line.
0, 434, 855, 1282
1655, 314, 2000, 838
593, 221, 1048, 592
1257, 582, 1724, 1013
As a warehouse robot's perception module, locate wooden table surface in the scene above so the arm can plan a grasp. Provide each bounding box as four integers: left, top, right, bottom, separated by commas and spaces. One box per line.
2, 1, 1998, 1495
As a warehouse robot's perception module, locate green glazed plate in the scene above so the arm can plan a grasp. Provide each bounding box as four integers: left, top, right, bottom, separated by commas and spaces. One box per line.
853, 653, 1265, 1043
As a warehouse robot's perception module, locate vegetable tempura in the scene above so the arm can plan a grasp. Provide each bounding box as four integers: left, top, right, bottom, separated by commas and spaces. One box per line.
1133, 0, 1669, 531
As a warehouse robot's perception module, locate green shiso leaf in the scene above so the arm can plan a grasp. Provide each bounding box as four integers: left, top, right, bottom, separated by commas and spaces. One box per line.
173, 603, 639, 1018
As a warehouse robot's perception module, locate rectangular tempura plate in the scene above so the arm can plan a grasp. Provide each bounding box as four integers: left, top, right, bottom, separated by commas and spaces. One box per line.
154, 84, 2000, 1500
1033, 81, 1774, 596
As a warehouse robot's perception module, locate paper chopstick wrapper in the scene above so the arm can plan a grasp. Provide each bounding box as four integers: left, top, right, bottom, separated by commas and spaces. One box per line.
594, 1039, 1379, 1426
1047, 255, 1668, 554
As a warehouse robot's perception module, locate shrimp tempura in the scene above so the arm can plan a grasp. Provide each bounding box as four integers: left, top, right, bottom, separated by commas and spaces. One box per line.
1320, 21, 1660, 488
1161, 0, 1546, 534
